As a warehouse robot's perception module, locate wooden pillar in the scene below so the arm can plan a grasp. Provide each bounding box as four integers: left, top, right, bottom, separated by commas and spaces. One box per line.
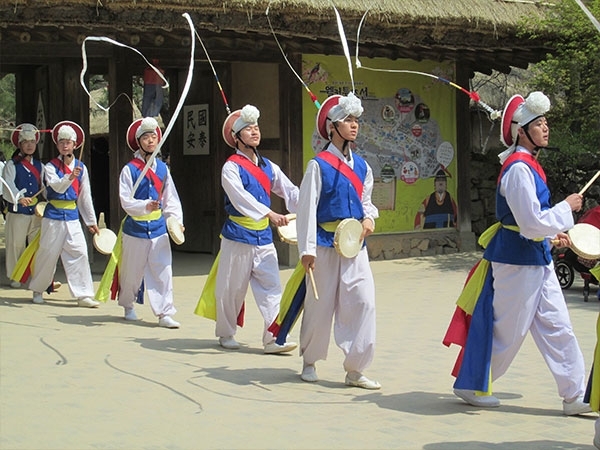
456, 63, 476, 251
108, 47, 133, 231
46, 62, 64, 159
287, 54, 304, 187
14, 68, 36, 124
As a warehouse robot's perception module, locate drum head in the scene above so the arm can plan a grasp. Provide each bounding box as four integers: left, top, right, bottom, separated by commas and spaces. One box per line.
333, 218, 364, 258
568, 223, 600, 260
277, 214, 297, 245
93, 228, 117, 255
167, 216, 185, 245
34, 201, 47, 218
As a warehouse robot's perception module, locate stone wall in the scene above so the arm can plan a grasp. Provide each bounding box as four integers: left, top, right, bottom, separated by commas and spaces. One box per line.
366, 229, 462, 261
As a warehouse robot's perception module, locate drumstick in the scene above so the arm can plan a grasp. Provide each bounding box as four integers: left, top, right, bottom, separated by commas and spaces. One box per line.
308, 267, 319, 301
551, 171, 600, 245
578, 170, 600, 195
31, 186, 46, 199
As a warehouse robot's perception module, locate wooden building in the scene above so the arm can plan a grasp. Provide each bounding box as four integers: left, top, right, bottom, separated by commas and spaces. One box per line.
0, 0, 557, 261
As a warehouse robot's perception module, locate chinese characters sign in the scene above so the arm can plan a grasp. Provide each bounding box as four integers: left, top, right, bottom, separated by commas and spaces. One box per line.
183, 104, 210, 155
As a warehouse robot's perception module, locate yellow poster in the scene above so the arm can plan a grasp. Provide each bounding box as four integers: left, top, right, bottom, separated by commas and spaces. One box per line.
301, 54, 458, 233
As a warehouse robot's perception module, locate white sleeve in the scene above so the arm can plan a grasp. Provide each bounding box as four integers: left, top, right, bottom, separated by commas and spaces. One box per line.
500, 162, 574, 239
221, 160, 271, 221
270, 161, 299, 213
362, 163, 379, 222
1, 160, 19, 200
44, 161, 75, 194
297, 160, 321, 257
119, 165, 152, 217
161, 170, 184, 224
77, 165, 97, 226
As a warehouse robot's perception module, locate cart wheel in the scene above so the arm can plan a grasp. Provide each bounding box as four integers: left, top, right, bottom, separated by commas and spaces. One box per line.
555, 261, 574, 289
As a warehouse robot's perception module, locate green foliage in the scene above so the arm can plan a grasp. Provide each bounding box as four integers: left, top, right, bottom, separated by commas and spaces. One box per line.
526, 0, 600, 206
529, 0, 600, 153
0, 74, 16, 121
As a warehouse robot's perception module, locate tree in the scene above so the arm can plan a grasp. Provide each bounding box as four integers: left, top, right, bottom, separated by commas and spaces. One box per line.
527, 0, 600, 203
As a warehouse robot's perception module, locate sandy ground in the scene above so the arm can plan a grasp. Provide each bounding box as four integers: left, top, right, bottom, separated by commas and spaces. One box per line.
0, 219, 598, 450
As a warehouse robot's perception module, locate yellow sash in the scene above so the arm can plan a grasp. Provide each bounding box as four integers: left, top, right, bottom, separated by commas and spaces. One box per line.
131, 210, 162, 221
228, 215, 269, 230
95, 221, 125, 302
194, 252, 221, 320
11, 231, 41, 282
49, 200, 76, 210
319, 220, 342, 233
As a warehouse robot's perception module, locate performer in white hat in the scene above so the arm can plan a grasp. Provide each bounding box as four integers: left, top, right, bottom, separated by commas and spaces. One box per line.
196, 104, 299, 353
2, 124, 44, 288
447, 92, 591, 415
110, 117, 183, 328
296, 92, 380, 389
23, 121, 100, 307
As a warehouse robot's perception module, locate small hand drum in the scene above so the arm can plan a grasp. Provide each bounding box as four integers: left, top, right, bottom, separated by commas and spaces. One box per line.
567, 223, 600, 260
277, 214, 297, 245
34, 201, 47, 218
333, 218, 364, 258
167, 216, 185, 245
93, 228, 117, 255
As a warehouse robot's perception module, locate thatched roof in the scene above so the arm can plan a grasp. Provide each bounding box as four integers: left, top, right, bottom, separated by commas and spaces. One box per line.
0, 0, 559, 74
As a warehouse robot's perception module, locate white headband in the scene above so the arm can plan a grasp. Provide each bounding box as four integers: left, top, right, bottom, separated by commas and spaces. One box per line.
136, 117, 160, 139
328, 92, 364, 122
57, 125, 77, 142
232, 105, 260, 133
18, 124, 38, 143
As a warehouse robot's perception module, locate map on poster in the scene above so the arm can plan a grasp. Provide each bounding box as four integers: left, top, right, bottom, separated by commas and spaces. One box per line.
309, 84, 454, 185
301, 54, 458, 231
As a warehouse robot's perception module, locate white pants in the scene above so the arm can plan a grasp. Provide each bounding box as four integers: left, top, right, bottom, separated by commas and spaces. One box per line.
491, 261, 586, 401
215, 238, 281, 345
5, 211, 40, 278
119, 233, 176, 318
29, 218, 94, 299
300, 246, 376, 374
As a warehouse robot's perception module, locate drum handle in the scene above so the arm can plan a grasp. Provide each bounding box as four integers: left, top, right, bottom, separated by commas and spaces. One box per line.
308, 268, 319, 301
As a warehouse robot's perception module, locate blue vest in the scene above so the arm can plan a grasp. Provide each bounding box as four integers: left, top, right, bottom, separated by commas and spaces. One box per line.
483, 160, 552, 265
45, 159, 83, 222
315, 153, 366, 248
123, 159, 168, 239
221, 158, 273, 245
8, 158, 42, 215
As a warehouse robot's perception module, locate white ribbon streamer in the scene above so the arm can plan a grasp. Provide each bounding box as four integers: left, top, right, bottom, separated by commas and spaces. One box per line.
0, 175, 27, 212
332, 4, 355, 92
130, 12, 196, 198
574, 0, 600, 33
80, 37, 169, 112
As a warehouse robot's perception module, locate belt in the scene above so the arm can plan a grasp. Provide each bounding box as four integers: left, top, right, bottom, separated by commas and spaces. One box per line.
131, 210, 162, 221
228, 215, 269, 231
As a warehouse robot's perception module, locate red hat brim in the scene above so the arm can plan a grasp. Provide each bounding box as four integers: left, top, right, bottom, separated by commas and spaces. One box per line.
222, 110, 242, 148
126, 119, 163, 151
500, 95, 524, 147
316, 95, 342, 141
52, 121, 85, 149
11, 123, 40, 148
